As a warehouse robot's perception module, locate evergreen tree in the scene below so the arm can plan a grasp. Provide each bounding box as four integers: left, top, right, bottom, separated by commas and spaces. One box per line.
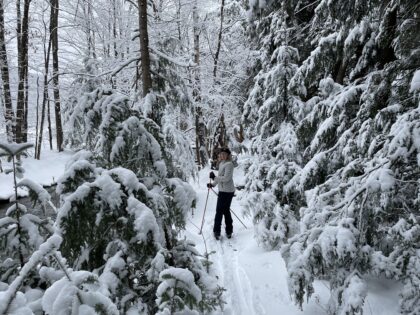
244, 0, 419, 313
0, 143, 53, 285
0, 143, 110, 314
61, 87, 224, 313
242, 5, 302, 249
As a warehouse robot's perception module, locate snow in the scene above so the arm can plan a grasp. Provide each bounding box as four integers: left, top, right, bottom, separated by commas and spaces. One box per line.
410, 69, 420, 92
0, 234, 62, 315
0, 149, 74, 200
157, 267, 202, 302
340, 274, 368, 315
126, 196, 161, 244
0, 142, 33, 156
42, 270, 119, 315
17, 179, 52, 207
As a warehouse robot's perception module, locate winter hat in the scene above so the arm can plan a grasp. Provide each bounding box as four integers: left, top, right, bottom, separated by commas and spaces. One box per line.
219, 147, 231, 155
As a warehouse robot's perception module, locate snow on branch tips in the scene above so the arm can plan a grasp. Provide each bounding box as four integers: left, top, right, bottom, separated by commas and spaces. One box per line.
0, 235, 62, 315
410, 70, 420, 92
0, 142, 33, 157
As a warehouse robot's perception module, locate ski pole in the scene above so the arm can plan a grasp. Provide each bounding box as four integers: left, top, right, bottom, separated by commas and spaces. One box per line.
199, 179, 211, 234
210, 188, 247, 229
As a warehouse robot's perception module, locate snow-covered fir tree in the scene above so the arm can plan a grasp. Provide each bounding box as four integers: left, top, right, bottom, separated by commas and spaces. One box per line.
244, 0, 419, 313
59, 84, 224, 313
242, 3, 302, 249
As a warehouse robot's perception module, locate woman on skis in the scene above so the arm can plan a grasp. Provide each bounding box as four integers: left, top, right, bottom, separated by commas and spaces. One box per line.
207, 147, 235, 240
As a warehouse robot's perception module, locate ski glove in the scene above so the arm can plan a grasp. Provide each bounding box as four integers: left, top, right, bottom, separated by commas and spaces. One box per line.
209, 171, 215, 180
207, 183, 213, 189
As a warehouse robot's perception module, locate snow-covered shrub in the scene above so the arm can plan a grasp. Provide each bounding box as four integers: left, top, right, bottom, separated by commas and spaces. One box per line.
243, 192, 298, 250
56, 164, 163, 270
156, 268, 201, 315
0, 234, 62, 315
161, 110, 197, 180
42, 270, 119, 315
0, 143, 54, 285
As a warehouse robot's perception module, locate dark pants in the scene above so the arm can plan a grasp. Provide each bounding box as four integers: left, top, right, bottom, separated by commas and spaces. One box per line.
213, 192, 234, 236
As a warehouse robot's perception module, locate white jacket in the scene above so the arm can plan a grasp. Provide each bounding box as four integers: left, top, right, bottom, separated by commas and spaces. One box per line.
213, 160, 235, 193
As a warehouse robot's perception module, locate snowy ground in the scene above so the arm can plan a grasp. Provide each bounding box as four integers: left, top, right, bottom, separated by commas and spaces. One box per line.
184, 163, 402, 315
0, 149, 74, 201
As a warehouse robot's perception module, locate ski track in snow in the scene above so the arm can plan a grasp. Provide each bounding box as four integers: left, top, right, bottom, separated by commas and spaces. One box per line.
193, 183, 264, 315
187, 167, 402, 315
208, 234, 261, 315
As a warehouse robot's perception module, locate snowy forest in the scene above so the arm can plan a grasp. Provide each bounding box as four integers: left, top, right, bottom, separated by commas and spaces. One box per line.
0, 0, 419, 314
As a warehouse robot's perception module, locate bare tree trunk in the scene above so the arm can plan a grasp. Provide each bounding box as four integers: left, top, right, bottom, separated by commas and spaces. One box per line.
84, 0, 96, 59
36, 24, 52, 159
193, 0, 208, 168
137, 0, 152, 97
110, 0, 117, 89
176, 0, 181, 41
35, 76, 40, 154
15, 0, 31, 143
113, 0, 118, 59
0, 0, 14, 142
119, 1, 125, 60
47, 98, 53, 150
50, 0, 63, 151
213, 0, 225, 79
23, 64, 28, 142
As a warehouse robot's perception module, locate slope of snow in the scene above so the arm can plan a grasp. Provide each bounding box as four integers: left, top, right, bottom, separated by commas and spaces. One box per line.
184, 158, 402, 315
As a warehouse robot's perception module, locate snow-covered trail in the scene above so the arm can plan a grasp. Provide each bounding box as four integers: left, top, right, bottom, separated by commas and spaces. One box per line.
183, 165, 402, 315
210, 232, 261, 314
183, 166, 323, 315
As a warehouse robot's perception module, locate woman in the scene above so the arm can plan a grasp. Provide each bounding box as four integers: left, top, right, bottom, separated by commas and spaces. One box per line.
207, 147, 235, 240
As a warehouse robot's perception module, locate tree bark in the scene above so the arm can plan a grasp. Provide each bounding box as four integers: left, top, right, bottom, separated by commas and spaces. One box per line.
23, 66, 28, 142
137, 0, 152, 97
193, 0, 208, 167
0, 0, 14, 142
83, 0, 96, 59
47, 98, 53, 150
15, 0, 31, 143
213, 0, 225, 79
35, 76, 40, 154
113, 0, 118, 59
50, 0, 63, 151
